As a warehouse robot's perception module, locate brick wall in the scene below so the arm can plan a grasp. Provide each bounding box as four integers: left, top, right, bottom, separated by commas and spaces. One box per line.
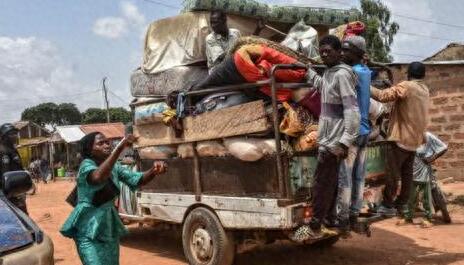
388, 63, 464, 180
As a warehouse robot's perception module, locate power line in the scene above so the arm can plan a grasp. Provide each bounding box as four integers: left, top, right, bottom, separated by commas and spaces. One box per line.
321, 0, 464, 30
139, 0, 179, 10
397, 31, 456, 42
394, 14, 464, 30
109, 91, 130, 105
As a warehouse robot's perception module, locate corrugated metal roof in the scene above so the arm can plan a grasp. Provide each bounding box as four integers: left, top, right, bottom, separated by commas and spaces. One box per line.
80, 123, 125, 139
56, 126, 86, 143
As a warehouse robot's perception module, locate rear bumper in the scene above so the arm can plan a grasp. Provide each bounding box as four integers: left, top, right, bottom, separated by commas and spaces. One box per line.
2, 235, 54, 265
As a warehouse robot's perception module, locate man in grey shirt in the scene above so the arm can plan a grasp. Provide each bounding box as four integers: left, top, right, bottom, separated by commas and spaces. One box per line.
205, 10, 241, 73
291, 35, 360, 241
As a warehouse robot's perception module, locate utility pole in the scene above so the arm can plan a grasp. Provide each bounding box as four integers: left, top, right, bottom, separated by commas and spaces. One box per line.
102, 77, 110, 123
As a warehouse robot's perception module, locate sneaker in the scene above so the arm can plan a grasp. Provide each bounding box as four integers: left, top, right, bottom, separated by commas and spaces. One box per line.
321, 226, 339, 237
376, 205, 397, 217
421, 219, 433, 228
396, 218, 413, 226
290, 225, 323, 242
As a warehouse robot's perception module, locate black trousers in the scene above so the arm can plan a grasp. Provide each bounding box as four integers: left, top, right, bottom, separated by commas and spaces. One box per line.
382, 144, 416, 208
311, 149, 341, 229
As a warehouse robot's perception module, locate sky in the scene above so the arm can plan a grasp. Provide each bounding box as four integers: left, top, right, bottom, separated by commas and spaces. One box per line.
0, 0, 463, 123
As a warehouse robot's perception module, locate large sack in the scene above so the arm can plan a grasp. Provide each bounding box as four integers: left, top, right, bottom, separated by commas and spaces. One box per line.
281, 21, 320, 61
196, 141, 229, 157
134, 102, 169, 125
138, 146, 177, 160
131, 66, 208, 97
224, 137, 264, 162
177, 143, 194, 158
223, 137, 276, 161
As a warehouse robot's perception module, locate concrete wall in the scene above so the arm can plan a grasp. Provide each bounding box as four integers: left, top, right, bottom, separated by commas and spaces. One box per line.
388, 63, 464, 180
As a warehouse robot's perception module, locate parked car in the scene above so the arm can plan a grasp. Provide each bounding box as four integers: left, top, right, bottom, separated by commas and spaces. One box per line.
0, 171, 54, 265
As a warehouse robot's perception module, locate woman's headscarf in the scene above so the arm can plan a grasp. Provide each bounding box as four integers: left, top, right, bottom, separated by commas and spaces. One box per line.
80, 132, 101, 159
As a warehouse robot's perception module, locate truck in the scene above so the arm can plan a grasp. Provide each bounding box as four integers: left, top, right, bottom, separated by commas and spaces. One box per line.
118, 62, 392, 265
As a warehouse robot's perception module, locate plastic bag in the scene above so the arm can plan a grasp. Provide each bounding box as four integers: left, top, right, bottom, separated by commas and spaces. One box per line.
281, 21, 320, 60
196, 141, 229, 157
134, 102, 169, 125
177, 143, 194, 158
138, 146, 177, 160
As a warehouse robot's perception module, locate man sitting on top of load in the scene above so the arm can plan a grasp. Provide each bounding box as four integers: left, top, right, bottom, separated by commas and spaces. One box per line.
206, 10, 241, 73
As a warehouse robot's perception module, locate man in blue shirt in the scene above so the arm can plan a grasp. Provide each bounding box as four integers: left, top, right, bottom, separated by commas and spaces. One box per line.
336, 35, 371, 234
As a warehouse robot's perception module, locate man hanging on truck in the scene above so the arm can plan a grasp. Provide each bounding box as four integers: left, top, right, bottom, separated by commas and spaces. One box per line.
370, 62, 430, 217
206, 10, 242, 73
336, 35, 371, 235
291, 35, 360, 241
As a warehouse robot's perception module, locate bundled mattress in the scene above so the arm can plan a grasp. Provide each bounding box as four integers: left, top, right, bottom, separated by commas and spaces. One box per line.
182, 0, 269, 18
267, 6, 360, 26
182, 0, 360, 27
130, 66, 208, 97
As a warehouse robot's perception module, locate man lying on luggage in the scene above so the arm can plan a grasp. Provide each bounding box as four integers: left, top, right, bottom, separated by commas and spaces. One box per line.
206, 10, 241, 73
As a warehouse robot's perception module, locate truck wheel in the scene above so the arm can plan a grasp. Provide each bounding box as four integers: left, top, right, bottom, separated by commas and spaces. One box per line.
182, 207, 235, 265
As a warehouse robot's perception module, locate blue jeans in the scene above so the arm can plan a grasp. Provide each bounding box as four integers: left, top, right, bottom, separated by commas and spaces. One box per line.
336, 135, 369, 222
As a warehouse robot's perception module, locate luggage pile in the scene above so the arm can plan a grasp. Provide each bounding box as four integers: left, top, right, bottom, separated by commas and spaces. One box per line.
130, 0, 364, 162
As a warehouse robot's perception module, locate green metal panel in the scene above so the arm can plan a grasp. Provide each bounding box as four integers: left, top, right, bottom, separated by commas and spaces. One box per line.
289, 143, 388, 194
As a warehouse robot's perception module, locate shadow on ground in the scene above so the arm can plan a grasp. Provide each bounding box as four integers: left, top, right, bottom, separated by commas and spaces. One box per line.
120, 223, 464, 265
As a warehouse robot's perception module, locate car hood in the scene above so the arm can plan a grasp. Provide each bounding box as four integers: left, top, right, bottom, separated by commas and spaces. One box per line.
0, 197, 33, 254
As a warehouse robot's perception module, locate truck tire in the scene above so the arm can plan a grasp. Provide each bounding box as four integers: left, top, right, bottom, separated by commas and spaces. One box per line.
182, 207, 235, 265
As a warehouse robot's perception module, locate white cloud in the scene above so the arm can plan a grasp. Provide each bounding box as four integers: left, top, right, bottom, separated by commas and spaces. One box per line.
0, 36, 100, 122
92, 17, 128, 39
121, 1, 146, 26
93, 2, 146, 39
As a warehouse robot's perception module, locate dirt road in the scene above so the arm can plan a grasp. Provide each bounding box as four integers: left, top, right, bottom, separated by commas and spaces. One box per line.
28, 181, 464, 265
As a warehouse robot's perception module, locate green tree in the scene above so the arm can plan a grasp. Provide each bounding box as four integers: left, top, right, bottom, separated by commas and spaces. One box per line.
82, 107, 132, 124
81, 108, 107, 124
21, 102, 81, 128
109, 107, 132, 124
360, 0, 399, 62
56, 103, 82, 125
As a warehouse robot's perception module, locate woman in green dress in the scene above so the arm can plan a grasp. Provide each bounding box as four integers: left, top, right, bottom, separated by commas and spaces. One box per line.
60, 132, 166, 265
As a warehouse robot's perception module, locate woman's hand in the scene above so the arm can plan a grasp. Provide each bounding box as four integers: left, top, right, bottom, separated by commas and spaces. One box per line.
152, 161, 167, 175
120, 134, 138, 148
139, 161, 168, 186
